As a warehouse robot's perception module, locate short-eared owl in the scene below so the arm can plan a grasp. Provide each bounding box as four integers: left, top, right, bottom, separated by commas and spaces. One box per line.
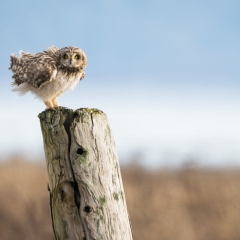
9, 46, 87, 108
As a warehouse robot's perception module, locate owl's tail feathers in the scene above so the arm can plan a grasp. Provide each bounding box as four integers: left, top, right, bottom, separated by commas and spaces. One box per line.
12, 83, 29, 96
9, 55, 20, 71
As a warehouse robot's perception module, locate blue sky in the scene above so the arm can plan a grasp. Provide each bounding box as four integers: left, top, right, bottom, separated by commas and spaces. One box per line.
1, 0, 240, 167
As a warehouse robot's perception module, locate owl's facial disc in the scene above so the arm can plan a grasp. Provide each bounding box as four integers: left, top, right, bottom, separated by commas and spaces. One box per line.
61, 52, 82, 67
70, 53, 82, 67
61, 53, 71, 67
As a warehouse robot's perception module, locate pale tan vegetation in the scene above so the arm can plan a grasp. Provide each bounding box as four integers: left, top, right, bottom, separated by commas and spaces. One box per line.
1, 157, 240, 240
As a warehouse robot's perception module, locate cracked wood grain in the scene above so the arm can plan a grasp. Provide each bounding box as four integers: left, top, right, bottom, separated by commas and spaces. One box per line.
38, 108, 133, 240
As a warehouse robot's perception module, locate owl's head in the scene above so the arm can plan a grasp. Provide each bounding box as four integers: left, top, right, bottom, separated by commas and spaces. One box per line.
59, 46, 87, 69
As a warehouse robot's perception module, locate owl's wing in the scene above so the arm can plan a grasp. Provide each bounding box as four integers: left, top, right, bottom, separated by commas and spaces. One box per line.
24, 57, 57, 88
26, 47, 59, 88
10, 50, 58, 88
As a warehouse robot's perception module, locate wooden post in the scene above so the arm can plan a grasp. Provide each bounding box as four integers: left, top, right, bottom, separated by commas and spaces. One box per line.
38, 108, 133, 240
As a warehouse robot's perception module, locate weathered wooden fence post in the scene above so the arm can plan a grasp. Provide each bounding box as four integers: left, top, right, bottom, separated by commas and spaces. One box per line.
38, 108, 133, 240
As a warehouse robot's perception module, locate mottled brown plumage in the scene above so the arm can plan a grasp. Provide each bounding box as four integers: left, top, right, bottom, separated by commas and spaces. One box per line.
9, 46, 87, 108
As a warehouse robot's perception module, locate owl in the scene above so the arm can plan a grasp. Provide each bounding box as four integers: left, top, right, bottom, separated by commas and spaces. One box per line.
9, 46, 87, 108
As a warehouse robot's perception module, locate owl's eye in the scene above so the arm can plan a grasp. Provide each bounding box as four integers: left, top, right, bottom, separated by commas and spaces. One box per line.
74, 55, 80, 60
63, 54, 68, 59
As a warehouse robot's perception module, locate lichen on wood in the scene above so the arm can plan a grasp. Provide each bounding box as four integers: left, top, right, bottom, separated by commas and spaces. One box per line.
38, 108, 133, 240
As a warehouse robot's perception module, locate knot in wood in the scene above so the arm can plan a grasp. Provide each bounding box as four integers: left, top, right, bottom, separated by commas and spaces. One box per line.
84, 206, 93, 213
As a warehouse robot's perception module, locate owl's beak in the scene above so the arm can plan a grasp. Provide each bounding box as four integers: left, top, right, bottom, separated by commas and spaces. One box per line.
69, 59, 72, 66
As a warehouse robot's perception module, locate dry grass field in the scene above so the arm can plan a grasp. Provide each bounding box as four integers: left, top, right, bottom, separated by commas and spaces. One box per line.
1, 157, 240, 240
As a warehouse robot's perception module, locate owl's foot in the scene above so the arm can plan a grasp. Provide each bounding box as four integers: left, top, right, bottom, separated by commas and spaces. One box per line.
44, 99, 67, 110
44, 100, 59, 112
51, 99, 68, 109
44, 100, 54, 108
52, 98, 60, 108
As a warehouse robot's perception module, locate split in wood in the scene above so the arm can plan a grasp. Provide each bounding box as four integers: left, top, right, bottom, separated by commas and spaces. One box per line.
38, 108, 133, 240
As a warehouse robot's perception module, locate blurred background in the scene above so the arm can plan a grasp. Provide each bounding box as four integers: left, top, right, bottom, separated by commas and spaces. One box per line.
1, 0, 240, 239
